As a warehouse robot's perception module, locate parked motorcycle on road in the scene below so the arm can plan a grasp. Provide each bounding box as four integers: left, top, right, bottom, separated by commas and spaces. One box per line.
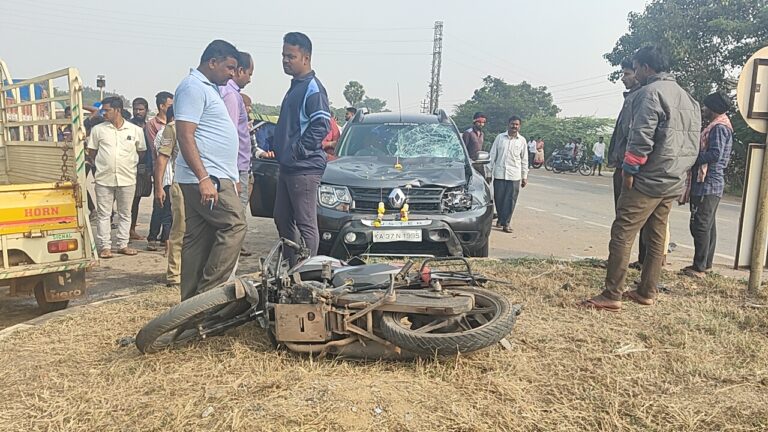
550, 151, 592, 176
136, 239, 522, 359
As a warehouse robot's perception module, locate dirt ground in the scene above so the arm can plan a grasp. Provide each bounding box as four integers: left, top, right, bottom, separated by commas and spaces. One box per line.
0, 257, 767, 431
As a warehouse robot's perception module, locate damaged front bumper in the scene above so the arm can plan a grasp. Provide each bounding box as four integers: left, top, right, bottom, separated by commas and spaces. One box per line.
317, 204, 492, 258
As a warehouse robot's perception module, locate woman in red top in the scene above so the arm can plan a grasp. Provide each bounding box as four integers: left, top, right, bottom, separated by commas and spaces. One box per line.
321, 116, 341, 160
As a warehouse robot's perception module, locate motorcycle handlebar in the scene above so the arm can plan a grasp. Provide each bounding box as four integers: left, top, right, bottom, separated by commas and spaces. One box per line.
282, 238, 302, 251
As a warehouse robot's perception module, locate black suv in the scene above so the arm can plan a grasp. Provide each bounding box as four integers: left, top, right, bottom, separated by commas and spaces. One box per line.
250, 110, 493, 258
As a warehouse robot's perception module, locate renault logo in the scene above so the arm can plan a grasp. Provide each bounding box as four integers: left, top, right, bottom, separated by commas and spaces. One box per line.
388, 188, 407, 209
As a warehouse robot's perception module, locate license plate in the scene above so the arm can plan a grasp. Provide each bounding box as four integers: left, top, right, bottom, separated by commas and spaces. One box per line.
372, 229, 422, 243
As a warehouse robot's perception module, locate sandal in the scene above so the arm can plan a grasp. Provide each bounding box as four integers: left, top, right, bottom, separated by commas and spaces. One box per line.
623, 290, 655, 306
681, 267, 706, 279
117, 247, 138, 256
578, 298, 621, 312
99, 249, 113, 259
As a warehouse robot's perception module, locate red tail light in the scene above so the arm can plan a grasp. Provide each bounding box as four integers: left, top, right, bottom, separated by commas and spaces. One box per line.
48, 239, 78, 253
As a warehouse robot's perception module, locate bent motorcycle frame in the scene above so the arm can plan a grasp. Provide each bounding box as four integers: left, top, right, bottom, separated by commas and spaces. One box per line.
250, 239, 479, 358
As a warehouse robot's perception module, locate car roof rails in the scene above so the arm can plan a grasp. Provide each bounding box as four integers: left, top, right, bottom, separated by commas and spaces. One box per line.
351, 107, 368, 123
434, 108, 450, 124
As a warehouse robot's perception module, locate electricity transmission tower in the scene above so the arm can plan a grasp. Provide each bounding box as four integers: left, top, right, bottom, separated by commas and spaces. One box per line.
428, 21, 443, 113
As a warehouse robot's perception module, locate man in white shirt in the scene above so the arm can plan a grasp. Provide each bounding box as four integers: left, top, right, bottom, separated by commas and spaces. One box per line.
87, 97, 147, 258
489, 116, 528, 233
591, 136, 606, 176
527, 138, 537, 168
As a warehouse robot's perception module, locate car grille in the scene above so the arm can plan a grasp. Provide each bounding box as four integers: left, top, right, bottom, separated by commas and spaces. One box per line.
350, 187, 444, 213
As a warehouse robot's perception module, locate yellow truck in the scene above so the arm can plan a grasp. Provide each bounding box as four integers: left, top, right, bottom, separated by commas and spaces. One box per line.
0, 59, 96, 312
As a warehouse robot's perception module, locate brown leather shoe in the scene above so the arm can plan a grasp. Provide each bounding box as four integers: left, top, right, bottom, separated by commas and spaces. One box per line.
117, 247, 138, 256
99, 249, 113, 259
503, 226, 513, 233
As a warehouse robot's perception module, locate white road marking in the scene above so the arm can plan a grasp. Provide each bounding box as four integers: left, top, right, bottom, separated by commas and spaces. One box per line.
675, 243, 735, 261
721, 202, 740, 208
525, 206, 546, 212
584, 220, 612, 229
526, 183, 556, 190
553, 213, 579, 221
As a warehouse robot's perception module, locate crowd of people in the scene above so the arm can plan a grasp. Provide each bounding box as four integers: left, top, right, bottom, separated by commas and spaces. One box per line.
84, 34, 331, 300
459, 45, 733, 312
82, 37, 732, 309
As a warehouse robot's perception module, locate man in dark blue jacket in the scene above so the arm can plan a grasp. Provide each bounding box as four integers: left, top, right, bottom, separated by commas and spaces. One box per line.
273, 32, 331, 263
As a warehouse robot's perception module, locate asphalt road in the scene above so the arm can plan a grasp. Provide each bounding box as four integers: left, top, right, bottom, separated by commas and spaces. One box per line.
488, 168, 743, 270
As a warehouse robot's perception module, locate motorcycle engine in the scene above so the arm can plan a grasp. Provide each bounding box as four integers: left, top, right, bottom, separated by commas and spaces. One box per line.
279, 281, 324, 304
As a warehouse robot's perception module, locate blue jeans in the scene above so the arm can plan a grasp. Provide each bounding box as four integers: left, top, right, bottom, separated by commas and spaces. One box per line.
148, 185, 172, 242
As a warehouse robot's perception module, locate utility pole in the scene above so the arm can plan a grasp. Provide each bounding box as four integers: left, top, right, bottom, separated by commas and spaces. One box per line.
96, 75, 106, 101
428, 21, 443, 114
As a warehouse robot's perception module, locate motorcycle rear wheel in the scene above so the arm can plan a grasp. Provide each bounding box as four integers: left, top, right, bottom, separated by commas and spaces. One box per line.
379, 287, 521, 356
135, 283, 249, 354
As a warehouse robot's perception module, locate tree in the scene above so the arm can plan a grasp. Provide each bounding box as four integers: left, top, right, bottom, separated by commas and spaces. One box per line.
604, 0, 768, 193
54, 86, 126, 108
358, 97, 388, 113
251, 102, 280, 116
452, 76, 561, 144
343, 81, 365, 107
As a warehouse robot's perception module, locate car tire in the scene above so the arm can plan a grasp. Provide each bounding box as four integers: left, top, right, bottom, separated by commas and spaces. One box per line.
465, 239, 489, 258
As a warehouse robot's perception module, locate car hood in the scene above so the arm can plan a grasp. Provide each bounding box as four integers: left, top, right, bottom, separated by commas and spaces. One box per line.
323, 156, 468, 188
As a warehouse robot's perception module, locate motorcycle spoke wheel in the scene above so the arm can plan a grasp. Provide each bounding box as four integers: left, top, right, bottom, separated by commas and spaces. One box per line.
135, 283, 249, 354
380, 287, 522, 356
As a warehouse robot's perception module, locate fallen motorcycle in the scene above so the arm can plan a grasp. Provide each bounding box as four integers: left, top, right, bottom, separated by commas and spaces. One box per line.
135, 238, 522, 359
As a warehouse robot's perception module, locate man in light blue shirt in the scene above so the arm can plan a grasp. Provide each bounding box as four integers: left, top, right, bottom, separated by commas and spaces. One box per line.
174, 39, 246, 301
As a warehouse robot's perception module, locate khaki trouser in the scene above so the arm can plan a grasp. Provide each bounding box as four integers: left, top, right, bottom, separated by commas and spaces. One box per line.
602, 187, 674, 301
179, 180, 246, 300
166, 183, 185, 285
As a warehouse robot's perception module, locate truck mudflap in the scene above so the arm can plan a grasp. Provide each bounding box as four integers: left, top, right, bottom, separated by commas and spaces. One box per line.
41, 269, 86, 302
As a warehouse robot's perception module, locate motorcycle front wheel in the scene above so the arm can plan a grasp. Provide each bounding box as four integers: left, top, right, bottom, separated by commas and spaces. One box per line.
544, 158, 554, 171
379, 287, 522, 356
579, 163, 592, 176
135, 283, 250, 354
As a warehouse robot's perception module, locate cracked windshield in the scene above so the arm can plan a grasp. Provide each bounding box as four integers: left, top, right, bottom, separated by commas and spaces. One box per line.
338, 123, 464, 159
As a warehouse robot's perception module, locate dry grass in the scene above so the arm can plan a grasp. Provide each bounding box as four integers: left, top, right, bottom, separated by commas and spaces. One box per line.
1, 259, 767, 432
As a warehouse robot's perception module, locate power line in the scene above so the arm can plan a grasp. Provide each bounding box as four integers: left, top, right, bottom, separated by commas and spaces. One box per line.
8, 1, 433, 33
548, 75, 610, 88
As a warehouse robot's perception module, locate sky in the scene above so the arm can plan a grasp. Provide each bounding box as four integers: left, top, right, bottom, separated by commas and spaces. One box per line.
1, 0, 650, 118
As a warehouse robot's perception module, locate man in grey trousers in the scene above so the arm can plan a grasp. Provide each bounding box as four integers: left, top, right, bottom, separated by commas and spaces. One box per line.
173, 39, 246, 300
273, 32, 331, 264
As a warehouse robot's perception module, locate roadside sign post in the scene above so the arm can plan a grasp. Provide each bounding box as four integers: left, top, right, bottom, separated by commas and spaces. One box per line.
736, 46, 768, 294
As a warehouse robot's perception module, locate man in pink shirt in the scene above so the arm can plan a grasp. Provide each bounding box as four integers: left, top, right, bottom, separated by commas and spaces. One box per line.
219, 51, 254, 255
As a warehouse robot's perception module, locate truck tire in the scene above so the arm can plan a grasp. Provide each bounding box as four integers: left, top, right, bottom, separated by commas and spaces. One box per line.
135, 283, 244, 354
34, 283, 69, 313
379, 287, 521, 356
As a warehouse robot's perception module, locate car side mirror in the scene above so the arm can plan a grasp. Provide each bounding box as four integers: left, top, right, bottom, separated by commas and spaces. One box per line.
475, 151, 491, 164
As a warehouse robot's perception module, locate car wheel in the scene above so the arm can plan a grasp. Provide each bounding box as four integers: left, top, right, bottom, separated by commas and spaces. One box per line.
465, 239, 489, 258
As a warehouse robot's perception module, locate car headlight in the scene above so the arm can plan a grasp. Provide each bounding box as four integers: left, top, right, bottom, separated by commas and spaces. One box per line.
443, 188, 474, 212
318, 184, 352, 211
